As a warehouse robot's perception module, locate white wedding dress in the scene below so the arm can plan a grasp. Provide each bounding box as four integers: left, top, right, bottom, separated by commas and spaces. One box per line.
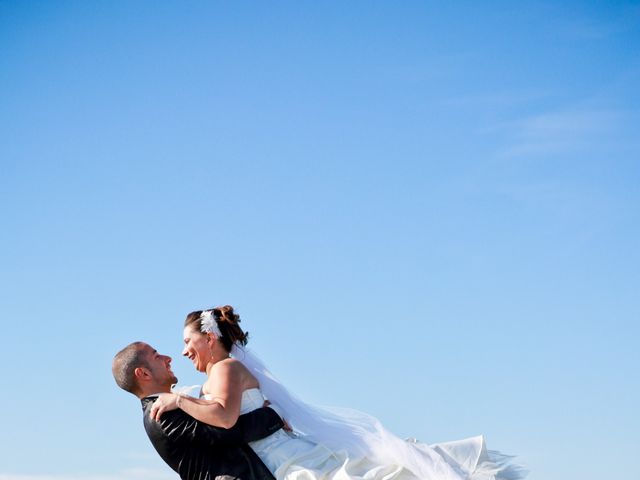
239, 388, 414, 479
232, 387, 525, 480
185, 341, 526, 480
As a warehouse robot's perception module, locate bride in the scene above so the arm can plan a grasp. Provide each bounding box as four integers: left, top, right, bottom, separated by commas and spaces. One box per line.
150, 306, 526, 480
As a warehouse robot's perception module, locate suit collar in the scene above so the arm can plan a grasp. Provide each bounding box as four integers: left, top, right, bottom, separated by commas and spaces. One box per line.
140, 394, 161, 409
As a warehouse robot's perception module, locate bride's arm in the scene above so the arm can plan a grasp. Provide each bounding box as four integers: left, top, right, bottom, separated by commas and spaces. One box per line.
150, 361, 244, 428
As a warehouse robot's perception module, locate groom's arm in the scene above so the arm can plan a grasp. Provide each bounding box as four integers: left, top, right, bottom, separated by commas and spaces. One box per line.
234, 406, 284, 443
147, 405, 283, 447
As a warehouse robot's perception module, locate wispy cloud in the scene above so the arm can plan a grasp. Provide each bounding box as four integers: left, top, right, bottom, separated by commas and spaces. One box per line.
563, 18, 626, 40
442, 90, 551, 109
496, 108, 621, 158
0, 468, 175, 480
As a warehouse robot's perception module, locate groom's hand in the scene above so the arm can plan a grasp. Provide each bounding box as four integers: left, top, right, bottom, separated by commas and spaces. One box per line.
150, 393, 180, 422
263, 400, 292, 432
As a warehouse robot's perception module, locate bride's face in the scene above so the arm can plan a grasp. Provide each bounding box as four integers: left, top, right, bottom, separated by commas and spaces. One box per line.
182, 325, 211, 372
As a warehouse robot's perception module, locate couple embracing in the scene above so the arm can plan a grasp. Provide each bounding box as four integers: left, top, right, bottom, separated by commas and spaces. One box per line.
113, 305, 526, 480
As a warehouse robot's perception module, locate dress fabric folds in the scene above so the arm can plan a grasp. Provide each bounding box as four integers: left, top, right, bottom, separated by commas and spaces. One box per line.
222, 388, 526, 480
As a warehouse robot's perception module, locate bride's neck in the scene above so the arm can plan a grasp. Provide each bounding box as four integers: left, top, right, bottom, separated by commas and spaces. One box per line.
205, 347, 230, 374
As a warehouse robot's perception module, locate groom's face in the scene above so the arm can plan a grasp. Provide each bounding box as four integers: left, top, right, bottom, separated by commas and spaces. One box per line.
141, 344, 178, 386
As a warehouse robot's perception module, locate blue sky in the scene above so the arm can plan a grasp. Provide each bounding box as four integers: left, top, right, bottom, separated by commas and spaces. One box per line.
1, 2, 639, 480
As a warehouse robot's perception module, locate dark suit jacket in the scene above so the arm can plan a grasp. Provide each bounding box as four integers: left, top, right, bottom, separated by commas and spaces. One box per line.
141, 396, 283, 480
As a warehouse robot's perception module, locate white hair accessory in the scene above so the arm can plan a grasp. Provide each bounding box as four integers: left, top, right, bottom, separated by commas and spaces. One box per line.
200, 310, 223, 337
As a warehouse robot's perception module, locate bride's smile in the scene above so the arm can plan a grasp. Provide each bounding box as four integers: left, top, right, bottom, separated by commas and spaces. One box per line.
182, 324, 227, 372
182, 326, 211, 372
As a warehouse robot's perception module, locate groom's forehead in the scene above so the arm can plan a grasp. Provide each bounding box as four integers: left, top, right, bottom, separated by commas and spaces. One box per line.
139, 343, 156, 357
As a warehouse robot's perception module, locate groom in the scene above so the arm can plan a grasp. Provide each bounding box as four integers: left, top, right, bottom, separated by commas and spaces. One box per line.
112, 341, 283, 480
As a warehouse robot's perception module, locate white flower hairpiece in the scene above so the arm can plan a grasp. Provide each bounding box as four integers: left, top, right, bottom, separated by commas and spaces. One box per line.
200, 310, 223, 337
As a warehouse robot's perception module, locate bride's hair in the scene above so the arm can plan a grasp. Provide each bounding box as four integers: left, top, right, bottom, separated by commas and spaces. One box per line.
184, 305, 248, 352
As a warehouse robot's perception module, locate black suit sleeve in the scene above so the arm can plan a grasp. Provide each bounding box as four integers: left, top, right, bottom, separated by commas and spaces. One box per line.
151, 405, 284, 448
235, 406, 285, 443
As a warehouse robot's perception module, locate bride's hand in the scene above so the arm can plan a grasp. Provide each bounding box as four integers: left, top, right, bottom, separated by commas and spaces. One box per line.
150, 393, 180, 422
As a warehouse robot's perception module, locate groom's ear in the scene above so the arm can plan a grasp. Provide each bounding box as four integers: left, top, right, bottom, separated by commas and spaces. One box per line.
134, 366, 151, 382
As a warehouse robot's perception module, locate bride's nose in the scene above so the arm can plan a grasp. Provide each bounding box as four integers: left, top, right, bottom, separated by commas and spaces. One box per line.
182, 346, 188, 356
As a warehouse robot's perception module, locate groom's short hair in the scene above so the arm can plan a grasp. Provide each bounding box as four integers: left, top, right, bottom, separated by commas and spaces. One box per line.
112, 342, 150, 395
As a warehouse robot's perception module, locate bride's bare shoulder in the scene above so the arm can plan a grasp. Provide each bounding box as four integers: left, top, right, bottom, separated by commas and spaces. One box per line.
208, 357, 258, 390
211, 357, 249, 376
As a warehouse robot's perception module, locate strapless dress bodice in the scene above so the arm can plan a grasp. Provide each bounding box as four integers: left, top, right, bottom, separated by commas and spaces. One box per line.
234, 388, 347, 479
240, 388, 269, 414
